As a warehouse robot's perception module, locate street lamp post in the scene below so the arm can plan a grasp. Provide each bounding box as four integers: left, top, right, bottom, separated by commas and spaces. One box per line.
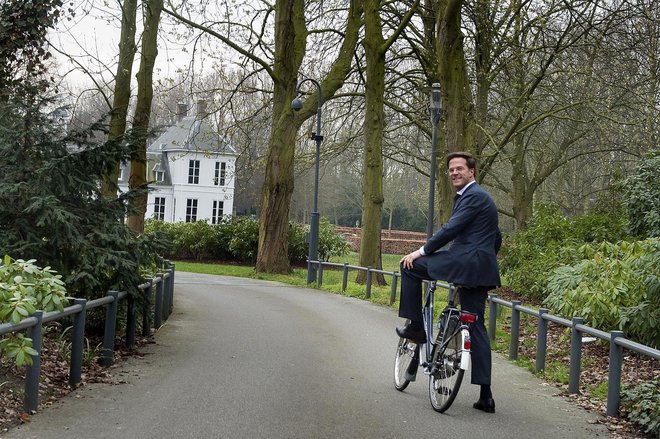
292, 78, 323, 284
427, 83, 443, 239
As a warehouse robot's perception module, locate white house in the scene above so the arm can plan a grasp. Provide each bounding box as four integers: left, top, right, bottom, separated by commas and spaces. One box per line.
119, 100, 237, 223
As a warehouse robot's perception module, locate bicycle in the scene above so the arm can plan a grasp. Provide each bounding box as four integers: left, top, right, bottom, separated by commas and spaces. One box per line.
394, 282, 477, 413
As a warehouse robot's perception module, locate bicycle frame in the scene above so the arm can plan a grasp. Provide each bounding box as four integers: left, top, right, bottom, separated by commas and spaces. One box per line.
395, 281, 478, 412
419, 282, 476, 375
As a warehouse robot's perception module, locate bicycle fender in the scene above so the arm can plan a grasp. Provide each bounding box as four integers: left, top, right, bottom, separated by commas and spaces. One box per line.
460, 329, 471, 370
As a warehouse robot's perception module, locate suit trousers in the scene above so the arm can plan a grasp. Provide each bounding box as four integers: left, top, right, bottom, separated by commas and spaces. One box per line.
399, 258, 492, 385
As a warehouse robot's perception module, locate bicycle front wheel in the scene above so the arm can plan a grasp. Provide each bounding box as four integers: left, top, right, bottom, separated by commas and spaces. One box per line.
394, 337, 418, 391
428, 328, 465, 412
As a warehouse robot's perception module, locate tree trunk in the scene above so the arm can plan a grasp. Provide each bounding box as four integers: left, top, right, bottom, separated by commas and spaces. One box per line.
436, 0, 476, 154
101, 0, 138, 199
357, 0, 387, 285
127, 0, 162, 234
256, 0, 362, 274
472, 0, 493, 162
255, 0, 306, 274
357, 0, 418, 284
164, 1, 362, 274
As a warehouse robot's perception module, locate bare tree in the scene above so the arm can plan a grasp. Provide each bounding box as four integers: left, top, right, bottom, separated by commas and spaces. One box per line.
164, 0, 363, 273
127, 0, 163, 233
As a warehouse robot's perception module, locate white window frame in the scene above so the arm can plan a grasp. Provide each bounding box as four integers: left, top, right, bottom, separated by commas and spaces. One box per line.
212, 200, 224, 224
185, 198, 198, 222
214, 161, 226, 186
188, 160, 200, 184
153, 197, 166, 220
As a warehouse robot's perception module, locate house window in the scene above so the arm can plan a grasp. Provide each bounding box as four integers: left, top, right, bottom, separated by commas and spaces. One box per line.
188, 160, 200, 184
214, 162, 226, 186
118, 167, 124, 180
153, 197, 166, 220
185, 199, 198, 222
212, 200, 224, 224
155, 171, 165, 182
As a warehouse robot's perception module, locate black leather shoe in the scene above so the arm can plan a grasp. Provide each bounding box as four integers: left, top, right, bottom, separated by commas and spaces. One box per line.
395, 325, 426, 343
473, 398, 495, 413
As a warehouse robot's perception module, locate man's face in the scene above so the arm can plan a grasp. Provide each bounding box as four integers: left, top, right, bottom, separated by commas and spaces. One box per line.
447, 157, 475, 190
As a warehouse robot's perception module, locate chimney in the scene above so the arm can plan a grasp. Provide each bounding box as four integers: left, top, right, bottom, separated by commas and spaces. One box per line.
176, 102, 188, 122
196, 99, 207, 119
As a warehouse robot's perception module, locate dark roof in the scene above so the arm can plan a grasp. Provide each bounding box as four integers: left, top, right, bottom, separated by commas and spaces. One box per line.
147, 115, 237, 155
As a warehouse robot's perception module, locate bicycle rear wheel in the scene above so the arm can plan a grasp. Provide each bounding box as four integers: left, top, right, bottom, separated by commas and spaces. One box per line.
394, 337, 418, 391
428, 325, 465, 412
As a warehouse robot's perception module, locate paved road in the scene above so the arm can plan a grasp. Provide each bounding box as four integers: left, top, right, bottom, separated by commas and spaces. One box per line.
2, 272, 610, 439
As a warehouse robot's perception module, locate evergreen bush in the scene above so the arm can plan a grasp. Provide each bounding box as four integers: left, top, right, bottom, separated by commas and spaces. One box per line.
0, 96, 165, 300
621, 150, 660, 239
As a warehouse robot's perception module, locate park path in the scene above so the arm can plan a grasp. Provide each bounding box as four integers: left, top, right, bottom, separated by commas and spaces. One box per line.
1, 272, 610, 439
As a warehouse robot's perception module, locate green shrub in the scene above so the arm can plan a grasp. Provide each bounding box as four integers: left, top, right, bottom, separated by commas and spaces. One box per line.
621, 150, 660, 239
318, 218, 351, 261
499, 204, 572, 299
571, 211, 627, 243
288, 222, 308, 265
0, 256, 69, 366
620, 378, 660, 437
212, 216, 239, 261
500, 203, 630, 300
144, 219, 176, 257
146, 216, 351, 266
228, 216, 260, 263
545, 239, 659, 347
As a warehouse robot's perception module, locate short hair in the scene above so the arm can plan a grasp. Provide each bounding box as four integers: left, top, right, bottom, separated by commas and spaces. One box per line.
446, 151, 476, 169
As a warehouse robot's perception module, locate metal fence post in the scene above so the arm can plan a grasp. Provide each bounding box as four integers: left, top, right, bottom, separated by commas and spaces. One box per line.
342, 263, 349, 292
535, 308, 549, 373
390, 272, 398, 305
317, 262, 324, 287
488, 294, 497, 341
126, 292, 136, 349
606, 330, 625, 416
568, 316, 584, 394
142, 278, 153, 336
101, 291, 119, 367
162, 276, 169, 323
70, 298, 87, 386
154, 277, 164, 329
168, 263, 175, 315
365, 267, 372, 299
509, 300, 522, 360
25, 311, 43, 413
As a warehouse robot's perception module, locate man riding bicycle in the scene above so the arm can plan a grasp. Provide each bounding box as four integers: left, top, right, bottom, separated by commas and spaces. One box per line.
397, 151, 501, 413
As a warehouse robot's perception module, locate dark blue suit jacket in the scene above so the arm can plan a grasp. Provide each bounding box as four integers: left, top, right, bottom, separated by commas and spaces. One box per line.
423, 182, 501, 288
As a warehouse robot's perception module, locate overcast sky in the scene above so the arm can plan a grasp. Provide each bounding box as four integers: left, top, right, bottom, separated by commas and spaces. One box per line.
48, 1, 197, 91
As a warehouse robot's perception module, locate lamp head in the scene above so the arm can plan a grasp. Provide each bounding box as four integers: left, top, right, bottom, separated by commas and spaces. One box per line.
430, 83, 442, 110
292, 97, 303, 111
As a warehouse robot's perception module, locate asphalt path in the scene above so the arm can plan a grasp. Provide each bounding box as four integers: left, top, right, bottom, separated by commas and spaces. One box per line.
2, 272, 610, 439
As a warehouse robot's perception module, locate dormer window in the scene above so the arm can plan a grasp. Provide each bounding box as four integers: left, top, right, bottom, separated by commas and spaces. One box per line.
153, 163, 165, 182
